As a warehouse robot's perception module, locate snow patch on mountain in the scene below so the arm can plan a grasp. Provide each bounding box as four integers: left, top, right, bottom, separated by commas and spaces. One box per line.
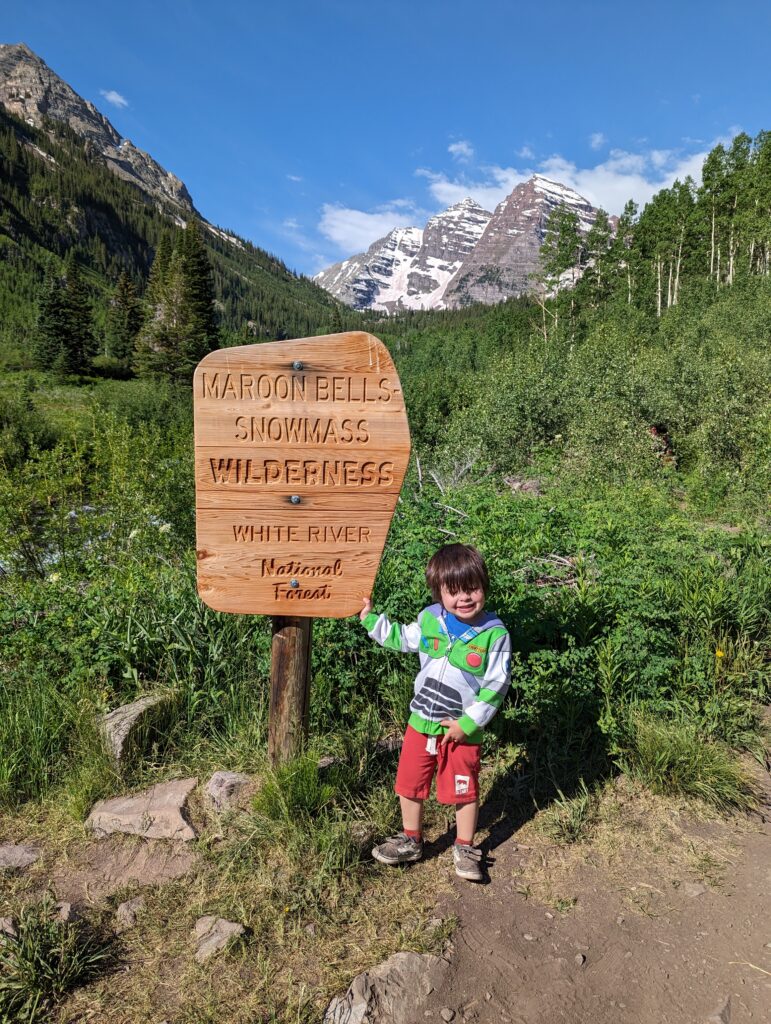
315, 199, 492, 312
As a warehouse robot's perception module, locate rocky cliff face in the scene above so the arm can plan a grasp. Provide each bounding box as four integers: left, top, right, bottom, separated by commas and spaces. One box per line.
316, 176, 601, 312
0, 43, 194, 213
314, 227, 424, 311
441, 175, 598, 308
314, 199, 492, 312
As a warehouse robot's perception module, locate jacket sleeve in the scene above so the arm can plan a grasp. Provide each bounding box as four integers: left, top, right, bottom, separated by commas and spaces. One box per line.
457, 632, 512, 739
362, 610, 423, 653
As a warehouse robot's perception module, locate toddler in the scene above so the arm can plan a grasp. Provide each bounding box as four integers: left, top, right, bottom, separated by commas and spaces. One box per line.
360, 544, 511, 881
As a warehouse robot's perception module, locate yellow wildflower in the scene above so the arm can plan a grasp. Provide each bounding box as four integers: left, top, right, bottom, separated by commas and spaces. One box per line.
715, 649, 725, 658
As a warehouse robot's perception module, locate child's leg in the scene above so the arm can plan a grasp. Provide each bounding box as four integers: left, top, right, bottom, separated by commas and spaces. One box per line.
454, 799, 479, 845
400, 795, 424, 836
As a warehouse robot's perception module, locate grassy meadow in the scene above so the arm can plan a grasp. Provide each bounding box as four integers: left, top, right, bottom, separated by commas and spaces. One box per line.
1, 273, 770, 1019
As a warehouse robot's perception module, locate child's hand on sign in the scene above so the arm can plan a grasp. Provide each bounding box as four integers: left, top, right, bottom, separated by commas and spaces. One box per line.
359, 597, 373, 621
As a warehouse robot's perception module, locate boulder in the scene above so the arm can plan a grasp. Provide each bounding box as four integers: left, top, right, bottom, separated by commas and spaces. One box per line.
86, 777, 198, 841
324, 951, 449, 1024
55, 901, 79, 923
101, 693, 172, 764
115, 897, 145, 932
0, 843, 39, 873
193, 915, 246, 963
204, 771, 251, 812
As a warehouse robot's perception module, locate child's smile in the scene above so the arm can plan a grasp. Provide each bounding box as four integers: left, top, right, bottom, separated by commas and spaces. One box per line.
440, 584, 485, 623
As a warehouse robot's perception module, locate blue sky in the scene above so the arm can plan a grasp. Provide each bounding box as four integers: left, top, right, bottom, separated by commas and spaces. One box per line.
5, 1, 771, 275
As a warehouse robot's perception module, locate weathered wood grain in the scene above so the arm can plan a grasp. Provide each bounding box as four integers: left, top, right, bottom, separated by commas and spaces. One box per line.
194, 332, 410, 618
268, 617, 312, 763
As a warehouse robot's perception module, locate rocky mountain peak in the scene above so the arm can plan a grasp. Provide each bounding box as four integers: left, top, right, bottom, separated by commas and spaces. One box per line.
440, 175, 599, 307
315, 174, 602, 312
315, 198, 492, 313
0, 42, 194, 213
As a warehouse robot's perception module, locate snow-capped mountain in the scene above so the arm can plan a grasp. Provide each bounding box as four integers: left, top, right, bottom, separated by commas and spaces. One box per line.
314, 226, 423, 311
442, 175, 598, 307
316, 176, 602, 312
315, 199, 492, 312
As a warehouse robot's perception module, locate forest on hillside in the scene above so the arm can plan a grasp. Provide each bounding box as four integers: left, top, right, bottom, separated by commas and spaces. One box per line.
0, 105, 349, 371
0, 128, 769, 1021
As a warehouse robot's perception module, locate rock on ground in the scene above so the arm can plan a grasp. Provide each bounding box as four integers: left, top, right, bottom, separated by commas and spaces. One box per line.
0, 916, 17, 938
55, 901, 79, 923
101, 693, 172, 763
0, 843, 39, 873
324, 951, 449, 1024
205, 770, 251, 812
86, 778, 198, 841
193, 915, 246, 963
115, 897, 145, 932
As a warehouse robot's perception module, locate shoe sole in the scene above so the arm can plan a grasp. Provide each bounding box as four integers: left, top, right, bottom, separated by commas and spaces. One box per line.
372, 848, 422, 866
455, 867, 483, 881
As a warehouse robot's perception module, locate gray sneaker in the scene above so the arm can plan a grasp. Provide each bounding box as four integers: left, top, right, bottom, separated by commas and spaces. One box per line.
453, 844, 484, 882
372, 832, 423, 866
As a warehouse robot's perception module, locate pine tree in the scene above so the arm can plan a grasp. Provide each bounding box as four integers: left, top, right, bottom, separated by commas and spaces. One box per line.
146, 233, 174, 305
61, 252, 95, 372
179, 219, 218, 347
134, 222, 218, 383
31, 263, 68, 371
31, 255, 94, 374
105, 272, 142, 365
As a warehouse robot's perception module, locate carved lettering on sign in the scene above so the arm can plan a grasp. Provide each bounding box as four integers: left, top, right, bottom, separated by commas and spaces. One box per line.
194, 332, 411, 617
201, 372, 394, 404
234, 416, 370, 445
231, 524, 372, 544
208, 458, 395, 487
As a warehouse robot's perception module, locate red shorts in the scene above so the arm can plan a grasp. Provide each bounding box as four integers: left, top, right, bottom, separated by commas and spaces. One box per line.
395, 724, 481, 805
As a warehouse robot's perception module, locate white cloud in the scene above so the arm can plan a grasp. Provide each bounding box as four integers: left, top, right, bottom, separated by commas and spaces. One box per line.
287, 174, 303, 182
538, 146, 709, 213
416, 139, 720, 220
448, 139, 474, 162
517, 145, 535, 159
416, 165, 531, 212
318, 201, 421, 252
589, 132, 606, 150
100, 89, 128, 109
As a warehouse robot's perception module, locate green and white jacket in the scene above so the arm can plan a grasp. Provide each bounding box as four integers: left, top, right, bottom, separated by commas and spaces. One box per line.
362, 604, 511, 744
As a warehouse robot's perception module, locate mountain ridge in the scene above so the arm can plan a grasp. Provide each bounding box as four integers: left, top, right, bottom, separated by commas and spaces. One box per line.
316, 175, 602, 312
0, 43, 196, 215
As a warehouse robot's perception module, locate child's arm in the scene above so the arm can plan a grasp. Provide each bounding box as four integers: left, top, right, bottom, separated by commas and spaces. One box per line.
456, 632, 512, 740
359, 596, 423, 653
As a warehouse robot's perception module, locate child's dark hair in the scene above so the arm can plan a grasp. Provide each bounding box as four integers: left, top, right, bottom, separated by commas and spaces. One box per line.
425, 544, 489, 602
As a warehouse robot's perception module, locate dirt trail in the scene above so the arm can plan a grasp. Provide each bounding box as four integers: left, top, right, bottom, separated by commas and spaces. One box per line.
410, 774, 771, 1024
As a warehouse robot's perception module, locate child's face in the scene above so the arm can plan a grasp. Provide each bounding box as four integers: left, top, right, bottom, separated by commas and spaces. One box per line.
440, 583, 485, 623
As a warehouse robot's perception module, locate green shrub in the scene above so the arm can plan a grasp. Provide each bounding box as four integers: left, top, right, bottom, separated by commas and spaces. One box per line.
0, 895, 114, 1021
537, 779, 598, 844
618, 714, 757, 811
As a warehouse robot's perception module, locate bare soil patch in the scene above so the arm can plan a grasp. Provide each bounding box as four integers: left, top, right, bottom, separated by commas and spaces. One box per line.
409, 769, 771, 1024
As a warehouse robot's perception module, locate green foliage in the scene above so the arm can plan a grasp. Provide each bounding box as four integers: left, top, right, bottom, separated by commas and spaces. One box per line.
134, 220, 219, 382
0, 106, 340, 372
254, 756, 341, 822
0, 895, 114, 1022
537, 779, 598, 843
615, 713, 757, 811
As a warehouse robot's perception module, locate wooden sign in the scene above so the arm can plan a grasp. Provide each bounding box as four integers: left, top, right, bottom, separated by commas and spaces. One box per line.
193, 331, 411, 618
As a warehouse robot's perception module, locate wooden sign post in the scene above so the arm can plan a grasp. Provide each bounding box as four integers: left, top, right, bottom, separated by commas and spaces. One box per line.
193, 331, 411, 762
